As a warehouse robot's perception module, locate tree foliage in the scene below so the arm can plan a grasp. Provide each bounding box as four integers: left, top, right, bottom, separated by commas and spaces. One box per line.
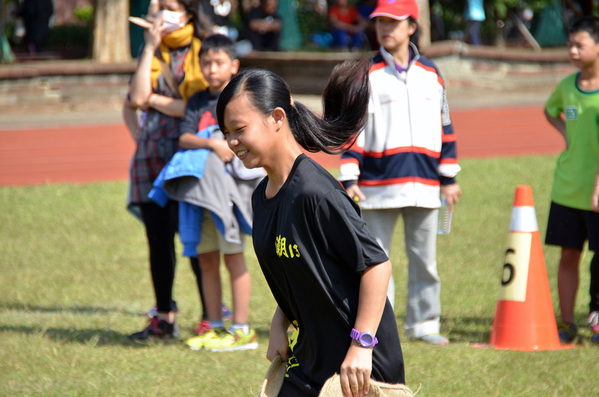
432, 0, 562, 43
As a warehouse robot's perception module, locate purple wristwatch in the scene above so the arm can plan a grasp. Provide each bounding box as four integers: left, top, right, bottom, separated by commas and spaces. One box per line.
350, 328, 378, 348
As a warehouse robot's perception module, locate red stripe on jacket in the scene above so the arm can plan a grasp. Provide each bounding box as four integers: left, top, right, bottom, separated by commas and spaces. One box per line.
359, 177, 441, 186
365, 146, 441, 159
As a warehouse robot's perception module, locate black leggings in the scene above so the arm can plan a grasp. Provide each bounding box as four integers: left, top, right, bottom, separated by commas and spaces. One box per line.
190, 256, 207, 319
140, 201, 178, 313
591, 254, 599, 313
140, 201, 207, 316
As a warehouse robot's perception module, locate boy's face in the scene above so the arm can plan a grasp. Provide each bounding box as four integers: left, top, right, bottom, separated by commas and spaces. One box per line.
200, 48, 240, 93
375, 17, 417, 55
568, 30, 599, 69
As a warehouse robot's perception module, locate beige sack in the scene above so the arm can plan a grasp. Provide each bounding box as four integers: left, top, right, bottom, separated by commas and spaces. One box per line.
319, 374, 414, 397
258, 356, 413, 397
258, 355, 286, 397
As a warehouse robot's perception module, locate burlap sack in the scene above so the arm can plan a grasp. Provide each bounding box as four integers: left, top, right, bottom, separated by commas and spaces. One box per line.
258, 357, 414, 397
318, 374, 414, 397
258, 355, 286, 397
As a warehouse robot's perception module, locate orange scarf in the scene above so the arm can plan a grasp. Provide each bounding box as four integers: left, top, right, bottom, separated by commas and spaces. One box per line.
150, 23, 208, 100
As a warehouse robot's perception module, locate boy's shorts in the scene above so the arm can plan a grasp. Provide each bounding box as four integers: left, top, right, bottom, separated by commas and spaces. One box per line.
197, 209, 246, 255
545, 201, 599, 251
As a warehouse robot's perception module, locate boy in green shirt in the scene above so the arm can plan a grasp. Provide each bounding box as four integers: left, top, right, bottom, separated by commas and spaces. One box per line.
544, 16, 599, 344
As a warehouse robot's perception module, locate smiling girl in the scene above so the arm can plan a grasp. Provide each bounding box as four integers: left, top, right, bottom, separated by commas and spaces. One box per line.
215, 62, 406, 397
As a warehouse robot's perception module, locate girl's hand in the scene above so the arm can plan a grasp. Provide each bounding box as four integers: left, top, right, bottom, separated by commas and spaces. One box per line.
144, 14, 167, 50
211, 140, 236, 163
345, 184, 366, 203
440, 183, 461, 211
592, 184, 599, 213
340, 343, 373, 397
266, 323, 290, 362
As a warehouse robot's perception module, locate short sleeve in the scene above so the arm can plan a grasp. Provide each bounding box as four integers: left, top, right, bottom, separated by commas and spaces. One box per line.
545, 80, 564, 119
312, 189, 388, 274
178, 92, 201, 137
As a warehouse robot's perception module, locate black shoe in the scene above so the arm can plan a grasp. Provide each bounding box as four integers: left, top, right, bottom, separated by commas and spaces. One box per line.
129, 316, 181, 340
557, 322, 577, 343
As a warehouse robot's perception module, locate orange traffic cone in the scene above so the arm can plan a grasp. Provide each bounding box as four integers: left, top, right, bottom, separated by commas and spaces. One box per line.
488, 185, 573, 351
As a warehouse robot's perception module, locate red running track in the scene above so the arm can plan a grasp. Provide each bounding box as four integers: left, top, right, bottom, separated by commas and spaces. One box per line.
0, 105, 565, 186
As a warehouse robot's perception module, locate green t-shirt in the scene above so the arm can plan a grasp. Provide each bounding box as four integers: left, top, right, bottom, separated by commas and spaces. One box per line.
545, 73, 599, 211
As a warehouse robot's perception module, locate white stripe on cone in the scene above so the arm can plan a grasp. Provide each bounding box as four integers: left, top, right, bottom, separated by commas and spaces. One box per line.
509, 206, 539, 233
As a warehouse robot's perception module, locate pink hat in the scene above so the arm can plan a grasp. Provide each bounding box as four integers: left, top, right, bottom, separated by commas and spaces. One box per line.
370, 0, 419, 20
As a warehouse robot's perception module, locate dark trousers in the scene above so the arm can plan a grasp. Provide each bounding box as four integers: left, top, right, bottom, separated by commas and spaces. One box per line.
139, 201, 207, 317
140, 201, 178, 313
591, 254, 599, 313
190, 255, 207, 319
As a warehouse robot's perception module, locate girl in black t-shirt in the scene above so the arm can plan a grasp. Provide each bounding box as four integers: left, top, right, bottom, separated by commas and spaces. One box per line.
215, 62, 405, 397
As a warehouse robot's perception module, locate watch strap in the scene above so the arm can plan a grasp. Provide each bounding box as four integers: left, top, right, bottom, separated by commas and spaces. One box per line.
350, 328, 378, 347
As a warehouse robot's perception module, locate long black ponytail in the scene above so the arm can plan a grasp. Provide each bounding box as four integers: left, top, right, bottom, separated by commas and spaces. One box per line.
216, 59, 370, 154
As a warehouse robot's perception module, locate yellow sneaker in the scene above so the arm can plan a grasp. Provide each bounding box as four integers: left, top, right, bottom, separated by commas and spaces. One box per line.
186, 328, 223, 350
204, 328, 258, 352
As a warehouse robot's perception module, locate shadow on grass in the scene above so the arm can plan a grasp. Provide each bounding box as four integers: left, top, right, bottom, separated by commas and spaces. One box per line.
396, 314, 494, 344
444, 316, 493, 343
255, 327, 271, 339
0, 302, 142, 316
0, 322, 274, 348
0, 324, 154, 347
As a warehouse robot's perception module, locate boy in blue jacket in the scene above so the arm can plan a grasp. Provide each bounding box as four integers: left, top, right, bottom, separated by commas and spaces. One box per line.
177, 34, 259, 352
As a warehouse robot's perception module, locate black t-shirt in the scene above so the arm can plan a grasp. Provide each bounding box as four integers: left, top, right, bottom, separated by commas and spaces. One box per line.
252, 154, 405, 396
178, 90, 219, 136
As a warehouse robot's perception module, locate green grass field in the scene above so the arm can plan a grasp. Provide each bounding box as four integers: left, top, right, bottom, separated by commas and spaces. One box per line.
1, 154, 597, 396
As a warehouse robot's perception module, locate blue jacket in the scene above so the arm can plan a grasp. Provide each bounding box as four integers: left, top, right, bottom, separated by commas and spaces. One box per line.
149, 126, 259, 257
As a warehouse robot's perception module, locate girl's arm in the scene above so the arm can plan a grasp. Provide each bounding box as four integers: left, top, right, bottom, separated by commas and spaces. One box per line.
266, 305, 291, 362
340, 260, 391, 397
179, 133, 235, 162
122, 97, 141, 142
129, 19, 163, 107
147, 93, 186, 118
593, 168, 599, 213
129, 14, 185, 117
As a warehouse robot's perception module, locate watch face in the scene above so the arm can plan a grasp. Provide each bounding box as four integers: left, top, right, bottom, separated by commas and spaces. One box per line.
359, 333, 374, 346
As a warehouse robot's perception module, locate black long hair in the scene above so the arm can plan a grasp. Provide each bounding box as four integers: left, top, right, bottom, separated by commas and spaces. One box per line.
178, 0, 213, 38
216, 59, 370, 154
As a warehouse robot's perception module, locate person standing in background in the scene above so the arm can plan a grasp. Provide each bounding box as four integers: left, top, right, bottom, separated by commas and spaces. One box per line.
127, 0, 212, 340
18, 0, 54, 54
463, 0, 485, 46
244, 0, 282, 50
339, 0, 461, 346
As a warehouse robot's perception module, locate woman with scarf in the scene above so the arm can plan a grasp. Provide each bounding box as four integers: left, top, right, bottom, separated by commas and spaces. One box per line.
128, 0, 212, 339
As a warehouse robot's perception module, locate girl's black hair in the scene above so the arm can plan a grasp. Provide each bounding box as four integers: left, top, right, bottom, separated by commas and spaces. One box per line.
570, 17, 599, 43
216, 59, 370, 154
408, 16, 420, 50
178, 0, 213, 38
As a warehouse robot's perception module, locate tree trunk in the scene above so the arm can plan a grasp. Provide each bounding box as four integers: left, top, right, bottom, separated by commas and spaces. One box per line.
93, 0, 131, 63
416, 0, 430, 49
